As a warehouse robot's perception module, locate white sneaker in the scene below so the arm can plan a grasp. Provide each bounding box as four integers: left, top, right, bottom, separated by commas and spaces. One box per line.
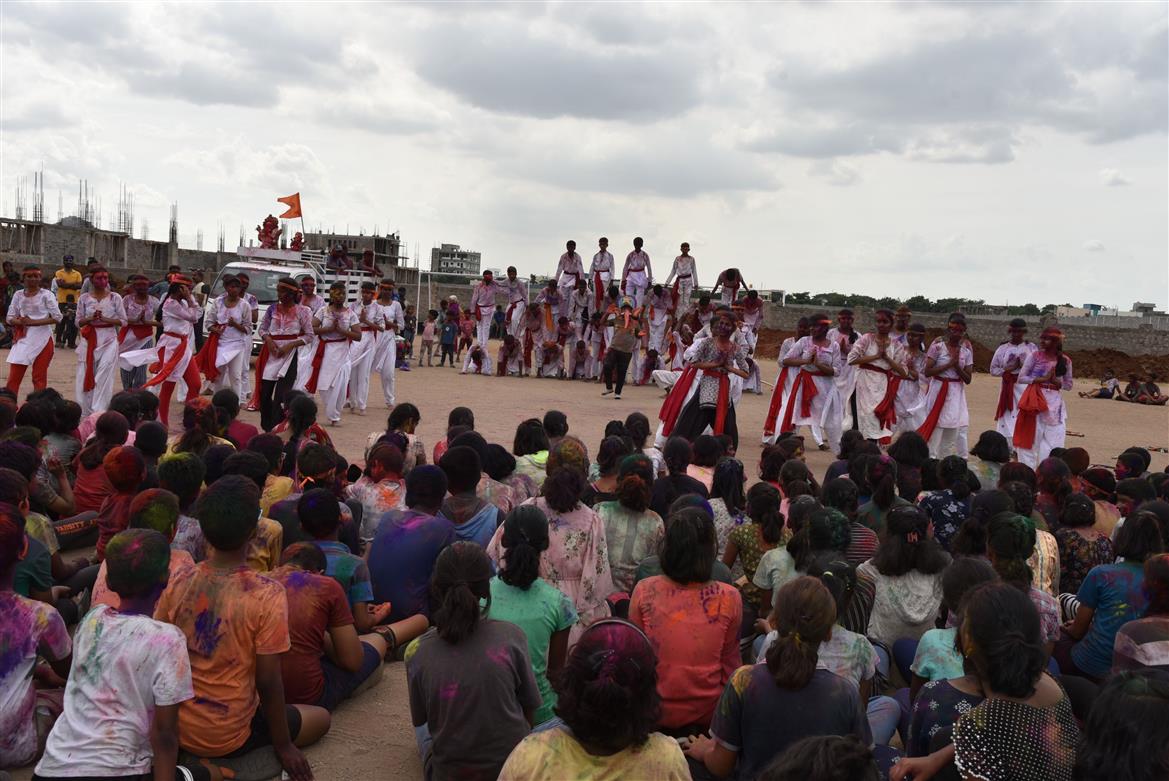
614, 393, 622, 399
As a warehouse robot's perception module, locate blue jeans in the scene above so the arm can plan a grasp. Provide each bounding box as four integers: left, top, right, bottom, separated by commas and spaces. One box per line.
867, 695, 901, 745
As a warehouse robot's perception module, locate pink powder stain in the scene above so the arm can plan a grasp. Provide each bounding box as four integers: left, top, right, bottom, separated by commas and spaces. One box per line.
439, 681, 460, 700
486, 645, 510, 667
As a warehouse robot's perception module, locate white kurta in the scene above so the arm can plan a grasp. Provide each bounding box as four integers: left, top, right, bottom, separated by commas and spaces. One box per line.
990, 341, 1038, 438
315, 308, 357, 392
347, 301, 381, 411
212, 298, 252, 395
6, 289, 61, 365
505, 280, 528, 340
119, 294, 160, 352
75, 293, 127, 416
827, 327, 859, 429
893, 349, 928, 435
372, 298, 404, 407
911, 342, 973, 429
786, 337, 843, 431
847, 333, 907, 441
259, 304, 313, 381
1015, 351, 1074, 468
120, 298, 199, 386
294, 294, 327, 391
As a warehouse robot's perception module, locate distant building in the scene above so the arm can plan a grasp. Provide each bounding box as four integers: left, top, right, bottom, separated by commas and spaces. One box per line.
303, 230, 406, 270
1132, 302, 1161, 315
430, 243, 481, 276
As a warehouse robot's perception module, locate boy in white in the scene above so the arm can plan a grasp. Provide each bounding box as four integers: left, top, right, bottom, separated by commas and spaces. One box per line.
347, 282, 382, 415
34, 529, 195, 781
208, 276, 252, 398
75, 265, 127, 417
645, 284, 672, 353
569, 280, 591, 327
5, 267, 62, 395
762, 317, 810, 444
989, 318, 1037, 439
461, 341, 493, 375
826, 309, 860, 431
555, 240, 584, 319
913, 314, 974, 458
470, 270, 504, 348
1014, 326, 1074, 468
652, 326, 691, 393
779, 314, 842, 452
621, 236, 653, 308
309, 282, 361, 425
372, 280, 404, 408
503, 266, 529, 340
847, 309, 909, 442
589, 237, 614, 312
584, 312, 606, 379
664, 243, 698, 315
119, 274, 160, 390
567, 339, 591, 380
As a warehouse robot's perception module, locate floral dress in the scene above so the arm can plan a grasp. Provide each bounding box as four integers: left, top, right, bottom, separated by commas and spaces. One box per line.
728, 523, 775, 612
1053, 527, 1114, 595
907, 679, 984, 757
709, 498, 747, 578
917, 490, 971, 551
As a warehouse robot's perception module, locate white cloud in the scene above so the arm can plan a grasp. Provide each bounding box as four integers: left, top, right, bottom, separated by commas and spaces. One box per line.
1084, 240, 1107, 252
1099, 168, 1132, 186
807, 159, 861, 186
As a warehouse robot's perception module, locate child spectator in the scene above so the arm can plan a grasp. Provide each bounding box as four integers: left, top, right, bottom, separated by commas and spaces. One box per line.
1054, 492, 1115, 595
759, 735, 879, 781
347, 442, 406, 541
489, 505, 579, 727
724, 481, 784, 616
0, 503, 72, 769
157, 452, 207, 563
134, 419, 169, 489
498, 619, 690, 780
917, 455, 972, 551
649, 436, 709, 519
247, 432, 295, 514
419, 309, 437, 366
71, 411, 129, 515
299, 487, 389, 632
437, 445, 502, 548
1079, 368, 1119, 398
212, 388, 258, 449
91, 488, 194, 610
153, 475, 328, 779
94, 445, 146, 561
407, 542, 541, 781
511, 418, 550, 484
1073, 669, 1169, 781
594, 454, 664, 593
166, 398, 235, 457
33, 528, 199, 780
438, 313, 458, 367
220, 451, 285, 572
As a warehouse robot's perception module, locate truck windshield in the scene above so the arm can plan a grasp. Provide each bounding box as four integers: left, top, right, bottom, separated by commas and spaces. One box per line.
208, 268, 291, 304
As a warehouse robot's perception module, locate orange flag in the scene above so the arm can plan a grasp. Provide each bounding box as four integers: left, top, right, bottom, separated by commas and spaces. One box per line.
277, 192, 302, 219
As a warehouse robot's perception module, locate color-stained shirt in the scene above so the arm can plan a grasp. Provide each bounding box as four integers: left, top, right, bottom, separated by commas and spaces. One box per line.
911, 627, 966, 682
593, 501, 664, 594
317, 539, 374, 608
488, 576, 578, 725
34, 606, 193, 777
347, 476, 406, 540
245, 517, 284, 573
271, 566, 354, 706
629, 575, 742, 728
499, 728, 690, 781
0, 592, 72, 768
154, 562, 290, 756
368, 509, 457, 623
92, 548, 196, 611
1070, 562, 1148, 678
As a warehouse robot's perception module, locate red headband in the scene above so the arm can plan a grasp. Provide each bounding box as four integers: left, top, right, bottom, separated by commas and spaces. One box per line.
171, 275, 192, 286
1042, 327, 1064, 340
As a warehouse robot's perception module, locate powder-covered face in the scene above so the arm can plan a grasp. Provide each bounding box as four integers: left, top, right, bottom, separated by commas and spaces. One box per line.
329, 286, 346, 306
875, 314, 892, 335
712, 315, 735, 338
91, 272, 109, 290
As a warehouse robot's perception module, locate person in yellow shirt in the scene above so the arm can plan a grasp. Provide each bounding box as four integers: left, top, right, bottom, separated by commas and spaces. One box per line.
54, 254, 82, 305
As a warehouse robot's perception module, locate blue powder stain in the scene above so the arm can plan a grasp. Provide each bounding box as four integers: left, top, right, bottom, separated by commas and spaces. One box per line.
192, 609, 223, 657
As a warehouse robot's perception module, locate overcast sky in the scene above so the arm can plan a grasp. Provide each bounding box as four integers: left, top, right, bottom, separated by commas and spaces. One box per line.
3, 1, 1166, 308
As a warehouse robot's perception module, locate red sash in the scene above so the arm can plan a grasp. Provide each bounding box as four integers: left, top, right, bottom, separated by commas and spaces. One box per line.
779, 371, 819, 434
505, 301, 519, 324
305, 338, 342, 394
762, 366, 792, 437
79, 323, 115, 392
1013, 383, 1054, 450
192, 331, 221, 383
659, 366, 699, 435
543, 303, 554, 333
594, 271, 605, 310
251, 334, 300, 403
671, 276, 683, 310
667, 338, 678, 368
117, 323, 154, 344
522, 328, 535, 369
142, 332, 189, 388
994, 372, 1018, 421
711, 370, 731, 435
862, 363, 902, 430
640, 353, 655, 385
915, 377, 961, 442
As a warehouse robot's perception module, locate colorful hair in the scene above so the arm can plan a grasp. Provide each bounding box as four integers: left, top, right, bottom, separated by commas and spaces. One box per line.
102, 445, 146, 492
128, 488, 181, 536
0, 502, 27, 576
104, 528, 171, 599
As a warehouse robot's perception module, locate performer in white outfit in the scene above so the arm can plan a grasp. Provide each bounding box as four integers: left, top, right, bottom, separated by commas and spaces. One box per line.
555, 241, 584, 320
5, 267, 62, 396
913, 313, 974, 458
307, 282, 361, 426
347, 282, 382, 415
893, 323, 929, 436
589, 237, 615, 313
827, 309, 860, 433
652, 325, 692, 393
126, 275, 201, 428
119, 275, 160, 390
470, 270, 504, 349
567, 340, 591, 380
711, 268, 745, 307
372, 280, 404, 407
462, 341, 492, 375
74, 266, 127, 417
847, 308, 910, 443
762, 317, 810, 444
569, 280, 591, 327
202, 276, 252, 398
891, 305, 913, 345
621, 237, 653, 308
496, 334, 523, 377
1014, 326, 1073, 468
664, 243, 698, 316
236, 273, 260, 407
255, 277, 314, 431
294, 277, 326, 392
503, 267, 529, 340
645, 284, 672, 354
741, 290, 764, 350
778, 313, 842, 452
584, 313, 606, 379
989, 318, 1037, 440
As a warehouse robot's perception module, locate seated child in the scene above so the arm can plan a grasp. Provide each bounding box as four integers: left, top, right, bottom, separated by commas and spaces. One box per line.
1079, 369, 1119, 399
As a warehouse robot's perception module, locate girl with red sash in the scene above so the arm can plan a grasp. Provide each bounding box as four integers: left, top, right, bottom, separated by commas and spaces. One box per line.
912, 312, 974, 458
847, 308, 909, 443
5, 267, 62, 395
659, 307, 750, 451
127, 276, 201, 427
989, 318, 1036, 440
256, 277, 313, 431
776, 313, 841, 452
308, 281, 361, 426
1014, 327, 1073, 468
118, 274, 159, 390
762, 317, 809, 445
893, 323, 929, 436
74, 265, 127, 417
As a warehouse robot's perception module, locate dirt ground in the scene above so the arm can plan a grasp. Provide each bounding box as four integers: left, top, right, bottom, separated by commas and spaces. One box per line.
8, 347, 1169, 781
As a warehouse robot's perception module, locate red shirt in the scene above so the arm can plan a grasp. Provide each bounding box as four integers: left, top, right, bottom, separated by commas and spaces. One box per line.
271, 566, 354, 705
72, 460, 114, 516
95, 490, 136, 561
227, 419, 259, 450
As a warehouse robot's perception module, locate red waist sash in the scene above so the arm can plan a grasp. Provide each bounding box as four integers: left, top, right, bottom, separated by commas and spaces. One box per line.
916, 377, 962, 442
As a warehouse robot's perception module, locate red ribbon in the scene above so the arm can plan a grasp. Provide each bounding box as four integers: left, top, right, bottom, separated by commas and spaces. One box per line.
994, 372, 1018, 421
659, 366, 699, 436
711, 370, 730, 435
762, 366, 792, 437
80, 324, 102, 392
522, 327, 535, 368
251, 335, 299, 403
861, 363, 902, 429
142, 332, 189, 388
780, 371, 819, 435
304, 338, 338, 394
915, 377, 960, 442
117, 323, 154, 344
193, 331, 221, 383
594, 270, 605, 310
1012, 383, 1050, 450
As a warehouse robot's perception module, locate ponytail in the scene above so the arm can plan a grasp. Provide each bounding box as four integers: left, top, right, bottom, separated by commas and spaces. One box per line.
499, 506, 550, 591
986, 512, 1036, 589
939, 455, 972, 501
868, 456, 898, 511
615, 454, 654, 513
430, 542, 493, 644
765, 577, 836, 689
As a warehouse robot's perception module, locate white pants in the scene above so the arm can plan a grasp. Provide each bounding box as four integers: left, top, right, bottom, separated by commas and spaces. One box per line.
76, 337, 120, 417
625, 270, 648, 308
674, 278, 694, 316
321, 364, 352, 423
476, 308, 493, 347
807, 417, 843, 455
348, 336, 377, 412
214, 346, 248, 399
375, 337, 398, 407
1016, 420, 1066, 469
927, 426, 969, 459
507, 303, 526, 339
558, 285, 576, 320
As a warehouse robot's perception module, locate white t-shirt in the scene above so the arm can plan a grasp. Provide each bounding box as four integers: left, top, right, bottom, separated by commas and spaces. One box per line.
35, 605, 194, 777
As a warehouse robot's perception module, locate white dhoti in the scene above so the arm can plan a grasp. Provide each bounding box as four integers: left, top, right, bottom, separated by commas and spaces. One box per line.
786, 372, 843, 453
506, 301, 527, 340
854, 365, 895, 441
75, 326, 120, 417
1016, 386, 1067, 469
624, 270, 648, 308
7, 325, 52, 368
372, 330, 398, 407
314, 339, 352, 423
347, 329, 378, 412
476, 306, 494, 347
294, 337, 317, 392
911, 378, 970, 459
213, 337, 249, 398
893, 380, 926, 437
652, 368, 682, 392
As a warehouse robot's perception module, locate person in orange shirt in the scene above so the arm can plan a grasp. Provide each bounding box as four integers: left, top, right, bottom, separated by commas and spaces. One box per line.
154, 475, 329, 780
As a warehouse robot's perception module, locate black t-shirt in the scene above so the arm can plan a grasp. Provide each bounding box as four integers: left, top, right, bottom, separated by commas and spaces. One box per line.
649, 474, 709, 519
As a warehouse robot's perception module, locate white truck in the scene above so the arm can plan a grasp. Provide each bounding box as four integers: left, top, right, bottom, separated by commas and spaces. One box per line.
203, 247, 382, 348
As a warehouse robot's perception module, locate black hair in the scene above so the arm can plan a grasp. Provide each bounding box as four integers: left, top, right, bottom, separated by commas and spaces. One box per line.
888, 431, 931, 469
367, 442, 405, 478
615, 454, 654, 513
757, 735, 878, 781
1114, 511, 1164, 563
603, 420, 626, 439
710, 458, 746, 515
134, 390, 159, 420
211, 388, 241, 420
513, 418, 550, 457
1139, 500, 1169, 551
499, 505, 550, 590
1122, 446, 1153, 473
222, 450, 271, 490
942, 556, 998, 615
12, 400, 53, 437
866, 456, 899, 511
691, 435, 722, 468
821, 477, 858, 518
765, 577, 836, 689
806, 555, 858, 617
986, 512, 1036, 589
483, 444, 517, 482
105, 529, 171, 600
296, 442, 335, 481
0, 426, 40, 448
952, 489, 1016, 556
660, 507, 717, 584
286, 394, 318, 441
439, 445, 481, 494
157, 452, 205, 511
623, 412, 651, 449
542, 410, 568, 439
78, 411, 130, 469
970, 430, 1012, 464
0, 468, 29, 504
847, 444, 880, 496
1060, 492, 1097, 529
872, 506, 951, 577
1000, 480, 1036, 517
134, 421, 168, 459
747, 482, 784, 545
195, 474, 260, 551
0, 441, 39, 481
447, 406, 475, 430
201, 443, 235, 486
246, 433, 285, 473
430, 541, 493, 644
760, 444, 786, 483
55, 400, 83, 434
387, 402, 421, 432
961, 581, 1046, 698
405, 465, 448, 511
108, 391, 142, 429
173, 400, 216, 456
662, 436, 692, 476
282, 540, 328, 571
596, 435, 633, 478
998, 461, 1038, 490
1117, 478, 1157, 507
938, 455, 972, 501
298, 487, 341, 539
1073, 669, 1169, 781
541, 466, 585, 514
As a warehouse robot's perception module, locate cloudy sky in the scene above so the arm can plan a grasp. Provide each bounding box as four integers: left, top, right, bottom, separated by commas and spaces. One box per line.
3, 1, 1166, 308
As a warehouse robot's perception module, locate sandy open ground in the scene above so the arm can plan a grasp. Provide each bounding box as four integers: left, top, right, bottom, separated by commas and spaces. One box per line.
8, 347, 1168, 780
